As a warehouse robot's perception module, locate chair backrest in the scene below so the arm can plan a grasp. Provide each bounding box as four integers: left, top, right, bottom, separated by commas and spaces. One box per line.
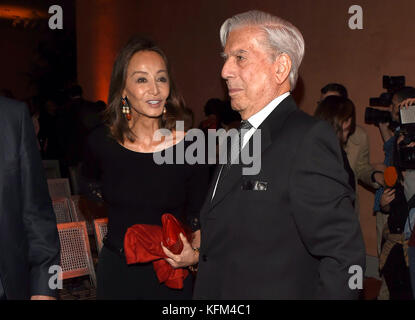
93, 218, 108, 254
42, 160, 61, 179
69, 195, 93, 235
47, 178, 71, 200
52, 198, 73, 224
68, 165, 80, 195
57, 221, 96, 287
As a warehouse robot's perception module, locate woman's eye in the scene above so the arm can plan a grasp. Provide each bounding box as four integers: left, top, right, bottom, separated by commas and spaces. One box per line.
137, 77, 147, 83
158, 77, 168, 83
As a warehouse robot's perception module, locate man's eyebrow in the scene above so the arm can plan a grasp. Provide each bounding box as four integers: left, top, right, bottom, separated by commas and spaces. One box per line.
221, 49, 248, 58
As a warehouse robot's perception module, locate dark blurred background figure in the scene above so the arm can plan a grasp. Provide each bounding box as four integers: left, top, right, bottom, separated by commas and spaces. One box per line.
318, 83, 384, 215
0, 89, 15, 99
199, 98, 222, 133
59, 84, 104, 172
320, 83, 348, 103
37, 92, 65, 160
183, 107, 194, 131
314, 95, 357, 197
218, 100, 241, 130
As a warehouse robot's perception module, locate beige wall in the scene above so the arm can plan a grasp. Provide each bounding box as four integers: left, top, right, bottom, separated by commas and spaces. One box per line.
77, 0, 415, 256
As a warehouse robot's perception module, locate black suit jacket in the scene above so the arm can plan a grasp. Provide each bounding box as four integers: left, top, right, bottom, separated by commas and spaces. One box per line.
193, 95, 366, 299
0, 97, 60, 299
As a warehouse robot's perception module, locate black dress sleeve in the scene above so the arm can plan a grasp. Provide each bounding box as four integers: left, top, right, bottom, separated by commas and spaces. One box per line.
185, 162, 210, 232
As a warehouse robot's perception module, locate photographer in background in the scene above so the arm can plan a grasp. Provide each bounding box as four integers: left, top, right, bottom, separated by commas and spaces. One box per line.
396, 96, 415, 298
375, 87, 415, 299
319, 83, 384, 216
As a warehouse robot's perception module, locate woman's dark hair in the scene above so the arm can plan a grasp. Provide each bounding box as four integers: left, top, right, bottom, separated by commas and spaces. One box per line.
103, 36, 185, 143
314, 95, 356, 144
320, 83, 348, 99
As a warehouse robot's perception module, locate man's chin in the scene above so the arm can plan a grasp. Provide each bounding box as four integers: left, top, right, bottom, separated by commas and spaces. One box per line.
229, 100, 244, 112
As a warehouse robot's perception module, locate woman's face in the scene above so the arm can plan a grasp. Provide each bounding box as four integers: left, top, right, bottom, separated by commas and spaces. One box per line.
122, 50, 170, 119
342, 117, 352, 143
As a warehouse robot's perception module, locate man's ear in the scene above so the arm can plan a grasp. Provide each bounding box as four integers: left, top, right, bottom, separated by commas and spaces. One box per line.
274, 53, 292, 85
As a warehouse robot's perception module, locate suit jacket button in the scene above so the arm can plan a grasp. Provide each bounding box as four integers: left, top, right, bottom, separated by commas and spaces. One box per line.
202, 254, 208, 262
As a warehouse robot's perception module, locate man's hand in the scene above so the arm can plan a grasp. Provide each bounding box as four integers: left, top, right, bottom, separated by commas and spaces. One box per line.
30, 295, 57, 300
373, 171, 385, 187
161, 233, 199, 269
398, 98, 415, 109
380, 188, 395, 209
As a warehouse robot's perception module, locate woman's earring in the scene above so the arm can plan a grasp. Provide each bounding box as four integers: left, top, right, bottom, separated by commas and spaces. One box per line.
163, 106, 167, 114
121, 97, 131, 121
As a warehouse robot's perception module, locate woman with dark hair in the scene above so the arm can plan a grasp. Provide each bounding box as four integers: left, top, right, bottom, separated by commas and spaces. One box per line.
82, 37, 209, 299
314, 95, 356, 193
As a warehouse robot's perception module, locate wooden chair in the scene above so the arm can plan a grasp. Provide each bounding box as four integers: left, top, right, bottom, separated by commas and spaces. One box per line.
69, 195, 94, 235
93, 218, 108, 254
57, 221, 97, 287
47, 178, 71, 200
42, 160, 61, 179
52, 198, 73, 224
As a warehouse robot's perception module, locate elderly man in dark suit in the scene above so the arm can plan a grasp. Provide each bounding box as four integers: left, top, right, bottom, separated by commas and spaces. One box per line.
0, 96, 60, 300
191, 10, 366, 299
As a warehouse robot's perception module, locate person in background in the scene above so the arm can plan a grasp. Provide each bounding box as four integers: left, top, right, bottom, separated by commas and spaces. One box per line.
0, 96, 60, 300
398, 97, 415, 299
199, 98, 222, 133
314, 95, 357, 196
183, 107, 195, 131
320, 83, 384, 214
376, 87, 415, 299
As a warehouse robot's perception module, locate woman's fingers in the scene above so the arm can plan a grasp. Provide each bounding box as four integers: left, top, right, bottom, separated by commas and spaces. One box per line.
161, 242, 177, 260
180, 233, 191, 248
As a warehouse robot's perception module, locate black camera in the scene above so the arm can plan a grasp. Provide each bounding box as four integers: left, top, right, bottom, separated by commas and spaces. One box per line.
369, 76, 406, 106
364, 107, 392, 125
365, 75, 406, 126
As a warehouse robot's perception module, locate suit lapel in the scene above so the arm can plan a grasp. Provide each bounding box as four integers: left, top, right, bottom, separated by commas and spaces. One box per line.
205, 95, 298, 213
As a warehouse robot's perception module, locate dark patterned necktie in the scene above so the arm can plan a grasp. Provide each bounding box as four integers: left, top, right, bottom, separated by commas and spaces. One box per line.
221, 119, 253, 177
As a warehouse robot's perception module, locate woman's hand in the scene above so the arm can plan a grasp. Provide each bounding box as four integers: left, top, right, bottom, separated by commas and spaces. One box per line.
161, 233, 199, 269
380, 188, 395, 209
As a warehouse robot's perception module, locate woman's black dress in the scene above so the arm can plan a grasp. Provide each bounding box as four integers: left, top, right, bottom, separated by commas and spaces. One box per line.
82, 126, 209, 299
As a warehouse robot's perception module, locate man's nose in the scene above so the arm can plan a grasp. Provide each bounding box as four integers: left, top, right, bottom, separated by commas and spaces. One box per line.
221, 58, 234, 80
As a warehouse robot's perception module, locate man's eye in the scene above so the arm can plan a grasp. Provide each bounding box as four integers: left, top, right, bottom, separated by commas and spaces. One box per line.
137, 77, 147, 83
236, 55, 245, 61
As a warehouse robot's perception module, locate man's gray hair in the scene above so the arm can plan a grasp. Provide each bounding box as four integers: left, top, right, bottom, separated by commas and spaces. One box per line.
220, 10, 305, 90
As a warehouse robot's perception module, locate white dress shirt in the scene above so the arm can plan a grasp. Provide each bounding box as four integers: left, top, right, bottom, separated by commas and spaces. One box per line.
211, 92, 291, 199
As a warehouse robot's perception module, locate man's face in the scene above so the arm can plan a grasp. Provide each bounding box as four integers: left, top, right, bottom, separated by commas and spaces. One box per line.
221, 26, 282, 119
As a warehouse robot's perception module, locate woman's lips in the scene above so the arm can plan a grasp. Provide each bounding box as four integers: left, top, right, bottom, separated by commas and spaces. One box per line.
147, 100, 163, 107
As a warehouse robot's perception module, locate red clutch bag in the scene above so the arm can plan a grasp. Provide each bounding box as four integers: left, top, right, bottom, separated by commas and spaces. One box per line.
124, 213, 192, 289
162, 213, 190, 254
